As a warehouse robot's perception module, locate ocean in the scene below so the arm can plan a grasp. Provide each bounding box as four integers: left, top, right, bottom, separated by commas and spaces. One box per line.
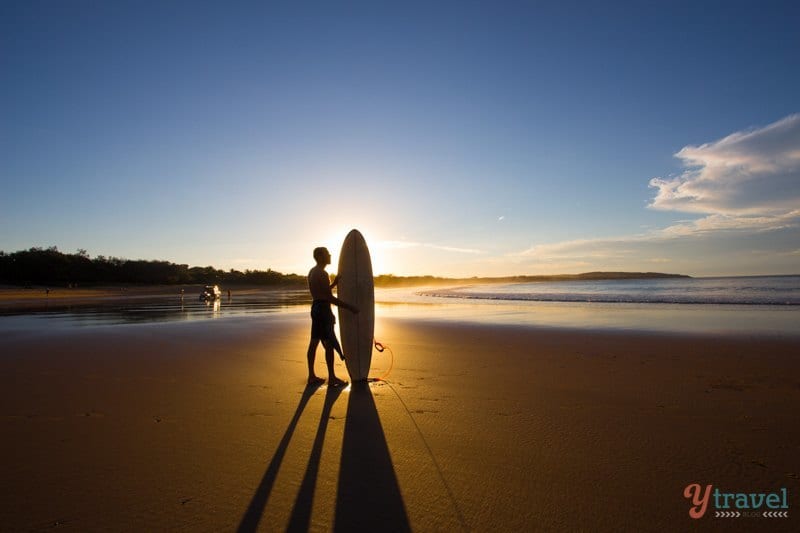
418, 276, 800, 306
1, 276, 798, 336
375, 275, 800, 336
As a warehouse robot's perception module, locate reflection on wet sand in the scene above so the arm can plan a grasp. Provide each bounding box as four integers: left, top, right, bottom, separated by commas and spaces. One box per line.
0, 289, 311, 327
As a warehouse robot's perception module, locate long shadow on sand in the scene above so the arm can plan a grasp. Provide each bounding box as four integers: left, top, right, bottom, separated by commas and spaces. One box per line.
237, 383, 322, 533
238, 382, 409, 532
286, 385, 343, 531
334, 382, 410, 532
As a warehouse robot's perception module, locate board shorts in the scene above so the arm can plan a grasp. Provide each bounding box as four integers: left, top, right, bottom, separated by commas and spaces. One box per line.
310, 300, 343, 353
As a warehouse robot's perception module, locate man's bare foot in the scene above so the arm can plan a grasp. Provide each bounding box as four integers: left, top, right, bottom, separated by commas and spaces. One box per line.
329, 377, 348, 388
307, 376, 325, 387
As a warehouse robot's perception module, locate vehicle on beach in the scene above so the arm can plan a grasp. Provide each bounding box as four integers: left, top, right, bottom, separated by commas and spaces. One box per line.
200, 285, 221, 301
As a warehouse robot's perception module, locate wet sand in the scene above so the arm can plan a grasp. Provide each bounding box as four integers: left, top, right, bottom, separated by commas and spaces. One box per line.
0, 286, 192, 312
1, 314, 798, 531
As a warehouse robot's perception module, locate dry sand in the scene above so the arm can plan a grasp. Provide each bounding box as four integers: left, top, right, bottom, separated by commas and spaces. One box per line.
1, 314, 799, 531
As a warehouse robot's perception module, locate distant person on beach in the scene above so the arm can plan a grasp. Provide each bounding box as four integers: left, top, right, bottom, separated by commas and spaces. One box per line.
307, 246, 358, 387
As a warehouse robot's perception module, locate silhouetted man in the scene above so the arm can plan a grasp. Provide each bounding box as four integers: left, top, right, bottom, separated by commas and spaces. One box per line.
307, 247, 358, 387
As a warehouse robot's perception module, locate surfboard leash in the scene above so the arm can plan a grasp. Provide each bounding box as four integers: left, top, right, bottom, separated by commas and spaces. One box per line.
369, 339, 470, 532
372, 339, 395, 382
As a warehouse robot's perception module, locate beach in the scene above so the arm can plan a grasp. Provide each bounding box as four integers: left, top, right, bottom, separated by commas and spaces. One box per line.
5, 1, 800, 530
1, 305, 799, 532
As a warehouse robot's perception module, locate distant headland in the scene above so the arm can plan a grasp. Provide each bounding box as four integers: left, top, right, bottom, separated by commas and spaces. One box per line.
0, 247, 690, 288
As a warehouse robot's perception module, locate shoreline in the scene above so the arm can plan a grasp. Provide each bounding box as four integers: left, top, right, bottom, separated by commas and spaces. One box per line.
0, 284, 308, 310
2, 289, 799, 338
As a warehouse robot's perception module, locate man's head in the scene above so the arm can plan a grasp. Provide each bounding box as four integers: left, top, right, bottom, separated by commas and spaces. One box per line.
313, 247, 331, 266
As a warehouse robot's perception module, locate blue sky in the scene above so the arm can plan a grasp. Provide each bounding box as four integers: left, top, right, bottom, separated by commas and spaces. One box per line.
2, 1, 799, 276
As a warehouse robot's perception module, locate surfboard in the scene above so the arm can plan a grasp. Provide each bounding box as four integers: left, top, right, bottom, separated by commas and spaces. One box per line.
337, 229, 375, 382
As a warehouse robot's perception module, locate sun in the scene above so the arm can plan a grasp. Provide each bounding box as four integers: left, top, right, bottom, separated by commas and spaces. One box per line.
320, 226, 387, 276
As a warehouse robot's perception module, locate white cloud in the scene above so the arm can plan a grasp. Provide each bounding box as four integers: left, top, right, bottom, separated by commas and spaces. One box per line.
514, 237, 643, 260
650, 113, 800, 237
657, 210, 800, 237
378, 240, 485, 255
508, 114, 800, 275
649, 113, 800, 216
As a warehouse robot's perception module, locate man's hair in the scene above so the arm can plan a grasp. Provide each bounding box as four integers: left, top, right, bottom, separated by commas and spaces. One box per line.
313, 247, 328, 262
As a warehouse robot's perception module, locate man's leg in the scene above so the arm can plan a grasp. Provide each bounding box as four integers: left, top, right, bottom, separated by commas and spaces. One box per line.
307, 338, 324, 384
324, 344, 347, 386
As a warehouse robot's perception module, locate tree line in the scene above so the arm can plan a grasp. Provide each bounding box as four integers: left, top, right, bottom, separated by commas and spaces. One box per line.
0, 247, 306, 287
0, 247, 690, 288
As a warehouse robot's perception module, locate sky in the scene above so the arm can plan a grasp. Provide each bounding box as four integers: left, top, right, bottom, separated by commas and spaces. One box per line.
2, 0, 799, 277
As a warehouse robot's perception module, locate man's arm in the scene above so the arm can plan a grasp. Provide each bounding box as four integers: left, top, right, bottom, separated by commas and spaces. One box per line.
311, 270, 358, 313
329, 293, 358, 313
